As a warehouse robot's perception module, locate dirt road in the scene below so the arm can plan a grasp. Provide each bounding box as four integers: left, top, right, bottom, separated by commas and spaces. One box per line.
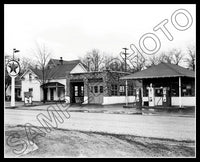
5, 125, 195, 157
5, 108, 195, 141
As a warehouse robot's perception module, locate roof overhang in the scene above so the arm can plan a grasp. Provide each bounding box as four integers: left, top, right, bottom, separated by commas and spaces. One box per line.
41, 82, 65, 88
120, 75, 194, 80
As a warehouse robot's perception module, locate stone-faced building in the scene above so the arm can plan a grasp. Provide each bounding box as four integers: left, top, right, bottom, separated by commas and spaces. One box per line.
66, 70, 141, 105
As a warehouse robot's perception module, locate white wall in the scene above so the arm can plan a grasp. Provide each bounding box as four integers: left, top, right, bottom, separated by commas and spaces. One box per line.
102, 96, 136, 105
21, 71, 68, 102
172, 97, 195, 106
70, 64, 87, 74
21, 70, 41, 101
155, 97, 163, 106
143, 96, 195, 106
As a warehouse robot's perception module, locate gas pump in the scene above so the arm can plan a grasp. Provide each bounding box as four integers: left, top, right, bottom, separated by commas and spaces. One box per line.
135, 88, 142, 108
148, 84, 155, 107
162, 87, 171, 107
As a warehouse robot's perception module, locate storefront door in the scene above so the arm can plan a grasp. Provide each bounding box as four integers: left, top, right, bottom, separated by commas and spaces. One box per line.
89, 83, 104, 104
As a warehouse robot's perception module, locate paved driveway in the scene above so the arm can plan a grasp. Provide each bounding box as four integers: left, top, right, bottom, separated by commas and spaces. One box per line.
4, 108, 195, 141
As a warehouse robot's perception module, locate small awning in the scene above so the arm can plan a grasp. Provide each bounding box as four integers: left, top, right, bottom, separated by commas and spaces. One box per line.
41, 82, 65, 88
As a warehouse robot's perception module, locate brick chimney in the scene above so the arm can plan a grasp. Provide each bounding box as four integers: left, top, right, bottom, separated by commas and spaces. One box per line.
59, 57, 63, 65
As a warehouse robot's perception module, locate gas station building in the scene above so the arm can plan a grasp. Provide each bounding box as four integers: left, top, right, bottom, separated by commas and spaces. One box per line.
120, 63, 195, 107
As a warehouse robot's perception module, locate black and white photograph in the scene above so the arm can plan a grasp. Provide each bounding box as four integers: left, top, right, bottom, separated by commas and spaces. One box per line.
4, 4, 196, 158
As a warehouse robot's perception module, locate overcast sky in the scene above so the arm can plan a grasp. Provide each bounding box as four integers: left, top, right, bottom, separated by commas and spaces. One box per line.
4, 4, 195, 62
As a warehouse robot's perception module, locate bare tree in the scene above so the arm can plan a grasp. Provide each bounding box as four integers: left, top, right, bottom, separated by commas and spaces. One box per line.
135, 54, 147, 71
147, 49, 184, 67
147, 55, 160, 66
19, 57, 36, 74
160, 52, 174, 64
185, 45, 195, 71
5, 54, 13, 94
103, 55, 126, 71
80, 49, 105, 71
5, 55, 11, 93
33, 43, 52, 103
169, 49, 183, 65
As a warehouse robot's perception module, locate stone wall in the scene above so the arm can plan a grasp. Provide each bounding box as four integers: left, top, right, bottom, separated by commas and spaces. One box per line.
66, 70, 138, 103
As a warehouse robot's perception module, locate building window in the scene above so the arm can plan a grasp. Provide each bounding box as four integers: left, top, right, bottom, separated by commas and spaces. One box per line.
171, 82, 179, 96
29, 88, 33, 95
119, 85, 125, 96
29, 73, 32, 81
80, 86, 84, 96
128, 85, 134, 96
111, 84, 118, 96
75, 86, 78, 96
100, 86, 103, 93
182, 84, 194, 96
94, 86, 98, 93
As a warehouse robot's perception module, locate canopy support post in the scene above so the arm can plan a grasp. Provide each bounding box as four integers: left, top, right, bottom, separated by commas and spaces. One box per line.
126, 80, 128, 106
179, 76, 182, 108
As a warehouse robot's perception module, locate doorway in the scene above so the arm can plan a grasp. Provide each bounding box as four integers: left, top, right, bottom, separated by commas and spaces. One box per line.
70, 82, 84, 104
88, 83, 104, 104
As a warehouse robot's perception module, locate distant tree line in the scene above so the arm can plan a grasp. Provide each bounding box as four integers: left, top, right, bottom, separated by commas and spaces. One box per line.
79, 45, 195, 73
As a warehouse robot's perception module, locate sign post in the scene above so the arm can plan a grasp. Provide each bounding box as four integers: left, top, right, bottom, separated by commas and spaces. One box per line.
6, 59, 20, 107
11, 76, 15, 106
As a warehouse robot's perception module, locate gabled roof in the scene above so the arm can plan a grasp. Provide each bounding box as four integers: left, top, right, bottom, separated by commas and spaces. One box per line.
48, 58, 88, 71
120, 63, 195, 80
48, 59, 81, 66
26, 60, 87, 80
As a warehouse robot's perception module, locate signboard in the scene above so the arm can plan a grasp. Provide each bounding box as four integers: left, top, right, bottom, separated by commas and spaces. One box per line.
6, 59, 21, 107
24, 92, 33, 105
6, 60, 20, 77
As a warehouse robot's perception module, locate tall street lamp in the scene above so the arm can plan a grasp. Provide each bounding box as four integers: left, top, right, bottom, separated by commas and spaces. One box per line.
13, 48, 20, 60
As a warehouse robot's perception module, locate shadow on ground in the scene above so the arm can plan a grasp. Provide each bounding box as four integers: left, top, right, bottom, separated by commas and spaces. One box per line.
5, 125, 195, 158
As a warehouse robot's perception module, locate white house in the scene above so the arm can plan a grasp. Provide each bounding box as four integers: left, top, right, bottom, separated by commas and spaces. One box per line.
20, 57, 87, 102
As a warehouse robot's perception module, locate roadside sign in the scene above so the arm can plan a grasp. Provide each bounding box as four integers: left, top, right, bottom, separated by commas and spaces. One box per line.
6, 59, 21, 107
6, 60, 20, 77
24, 92, 33, 105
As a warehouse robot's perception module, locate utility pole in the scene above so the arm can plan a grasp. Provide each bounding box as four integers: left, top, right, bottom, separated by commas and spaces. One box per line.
121, 48, 130, 106
121, 48, 129, 72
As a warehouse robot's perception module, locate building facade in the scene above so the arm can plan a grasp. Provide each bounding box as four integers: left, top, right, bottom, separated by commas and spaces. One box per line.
66, 70, 141, 105
20, 58, 87, 102
121, 63, 195, 107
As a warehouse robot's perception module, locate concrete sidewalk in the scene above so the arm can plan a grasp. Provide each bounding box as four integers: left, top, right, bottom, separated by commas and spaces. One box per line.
5, 101, 195, 117
5, 109, 196, 141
